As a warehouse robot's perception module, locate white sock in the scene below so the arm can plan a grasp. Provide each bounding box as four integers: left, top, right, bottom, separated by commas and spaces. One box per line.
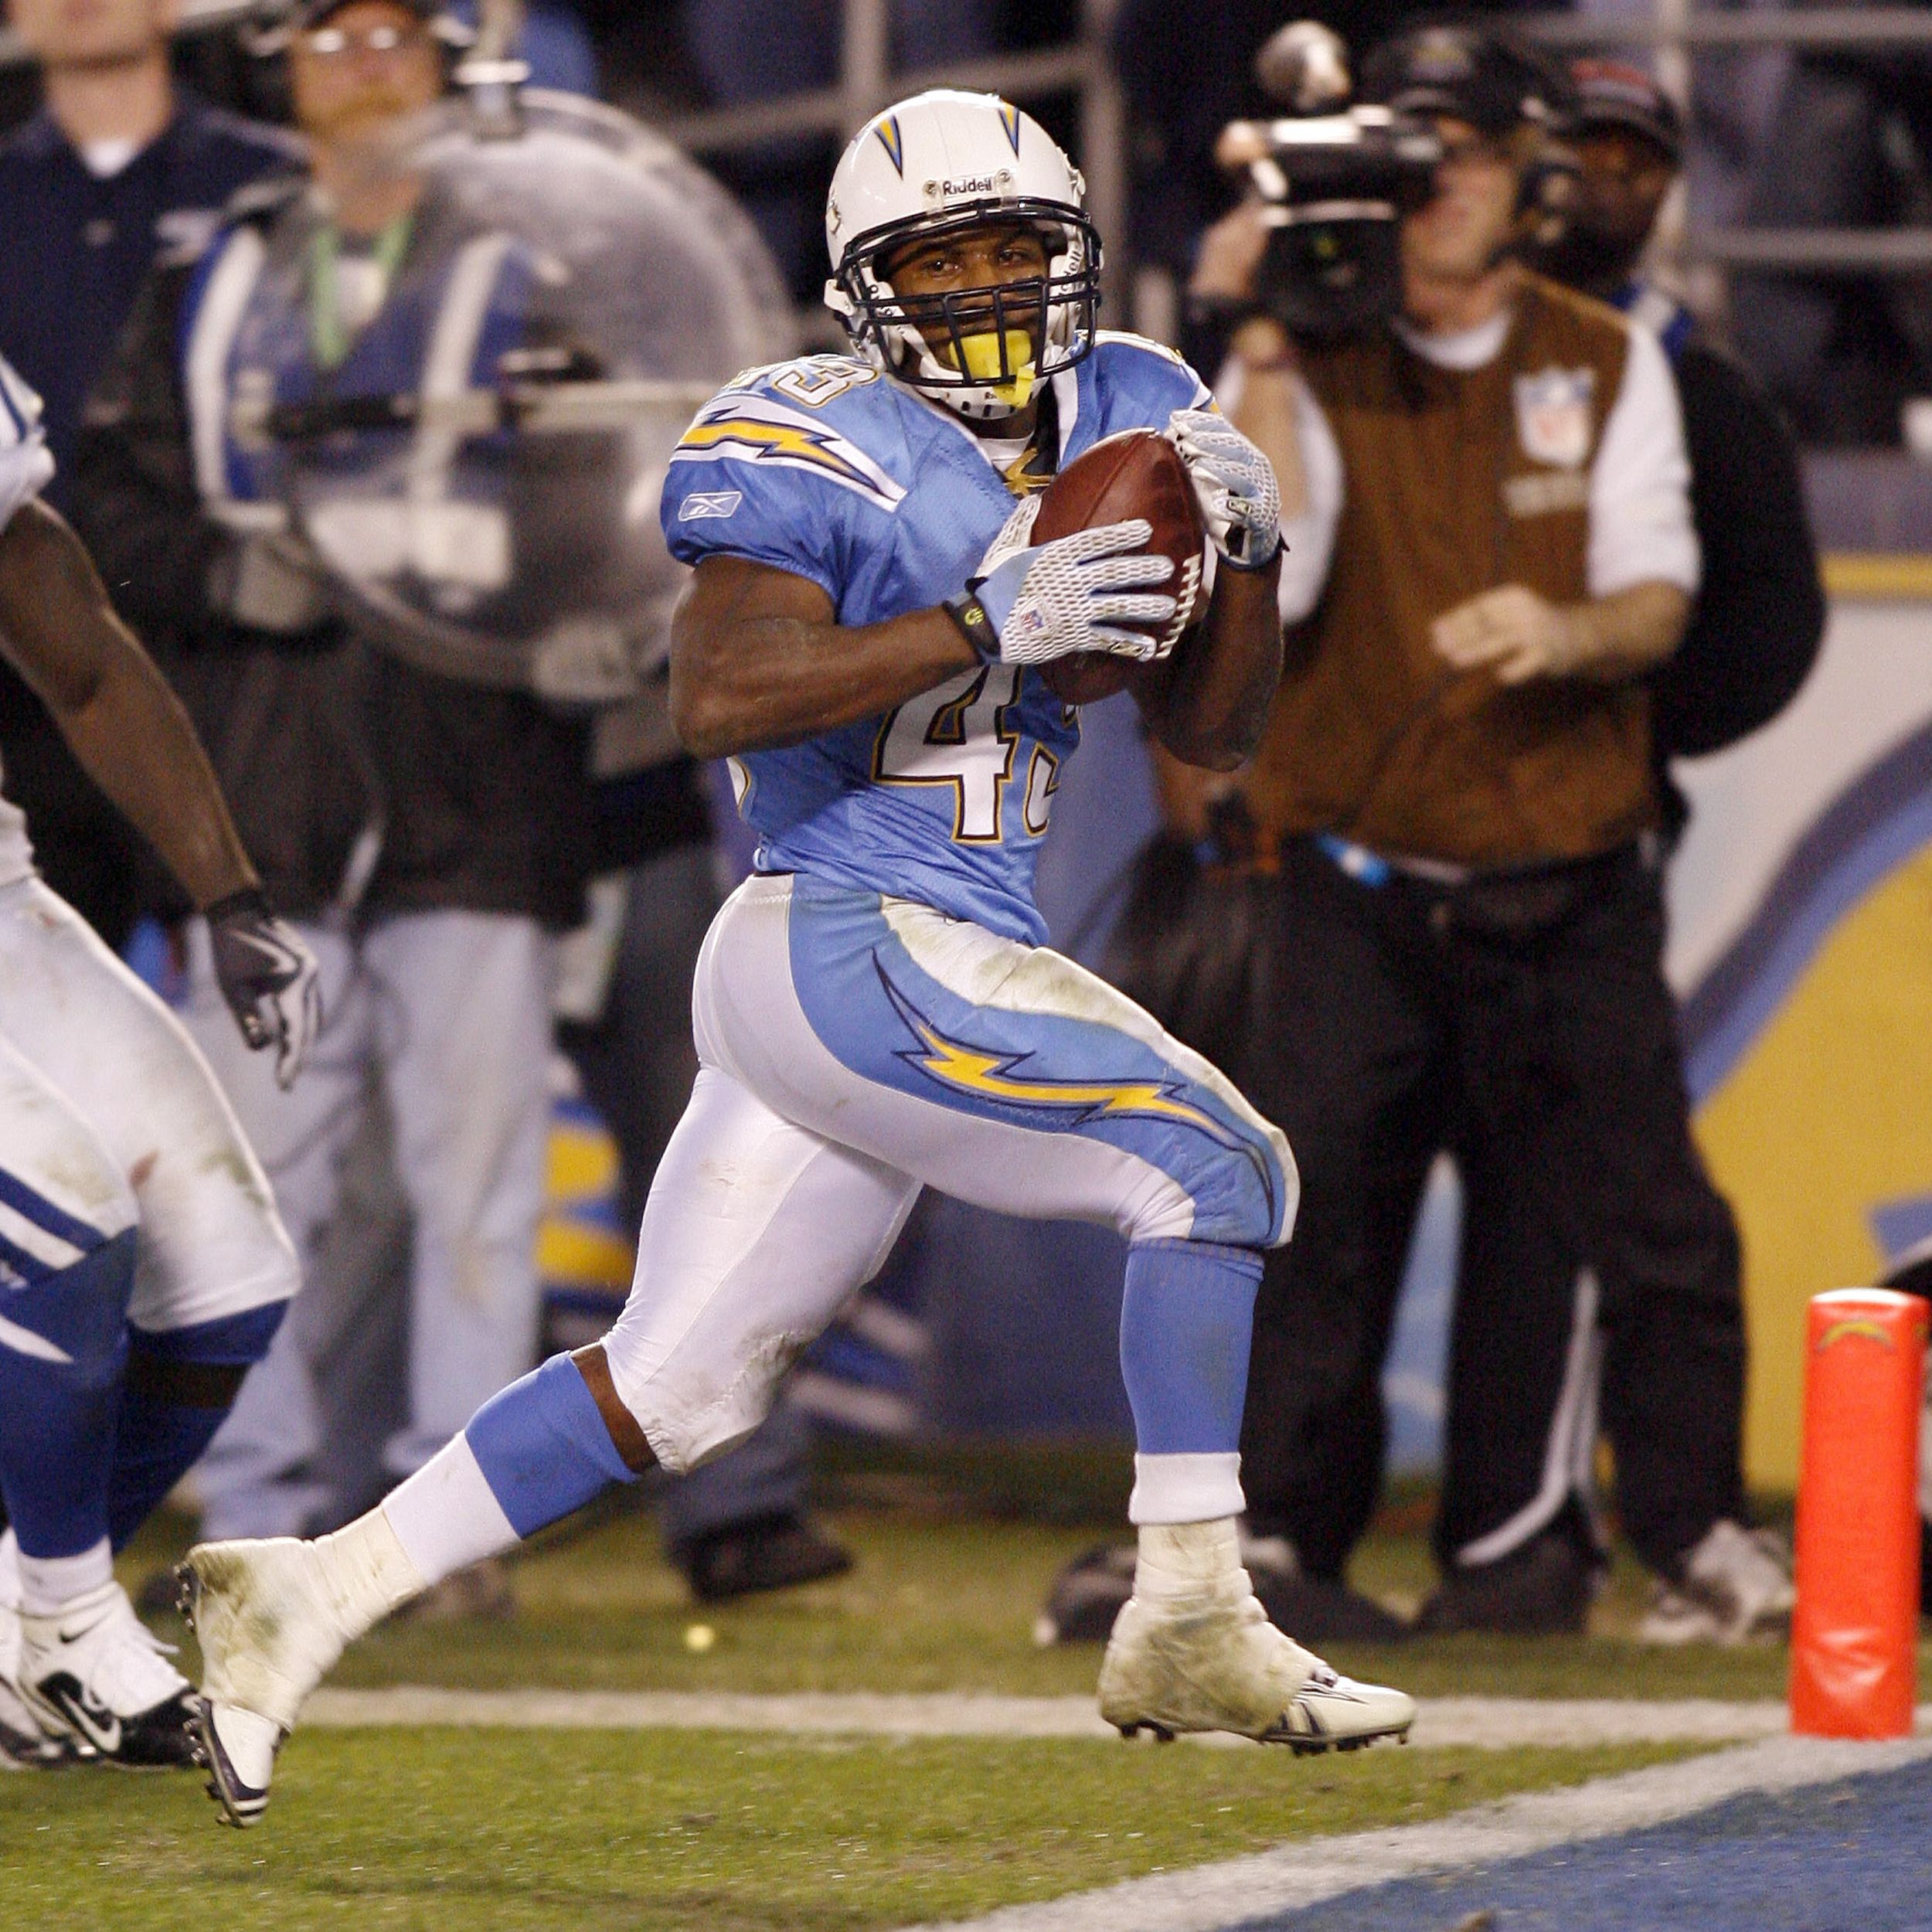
0, 1529, 19, 1612
1128, 1451, 1244, 1526
372, 1435, 516, 1600
17, 1539, 114, 1617
308, 1511, 429, 1645
1133, 1517, 1250, 1606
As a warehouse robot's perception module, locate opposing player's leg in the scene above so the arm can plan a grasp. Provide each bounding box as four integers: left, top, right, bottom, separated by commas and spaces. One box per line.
0, 880, 301, 1549
180, 1062, 921, 1823
0, 1018, 200, 1767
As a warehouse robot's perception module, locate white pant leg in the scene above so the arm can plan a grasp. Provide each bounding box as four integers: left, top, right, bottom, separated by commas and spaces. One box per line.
0, 1028, 137, 1327
600, 875, 1291, 1475
697, 876, 1295, 1248
363, 910, 555, 1475
182, 920, 378, 1536
603, 1064, 920, 1473
0, 879, 297, 1333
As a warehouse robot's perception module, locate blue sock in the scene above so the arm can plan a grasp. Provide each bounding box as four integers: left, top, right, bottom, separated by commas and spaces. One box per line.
107, 1301, 287, 1550
0, 1230, 136, 1559
464, 1354, 639, 1539
1118, 1238, 1262, 1456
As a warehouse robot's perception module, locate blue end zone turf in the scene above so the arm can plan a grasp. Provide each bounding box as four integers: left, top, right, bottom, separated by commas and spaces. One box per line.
1254, 1756, 1932, 1932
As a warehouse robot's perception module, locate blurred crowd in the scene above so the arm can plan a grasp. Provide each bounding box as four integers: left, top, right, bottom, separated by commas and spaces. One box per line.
8, 1, 1926, 444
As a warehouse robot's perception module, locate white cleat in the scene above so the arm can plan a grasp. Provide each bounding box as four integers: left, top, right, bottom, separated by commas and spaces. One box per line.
17, 1581, 199, 1768
0, 1597, 72, 1769
1097, 1588, 1416, 1753
1638, 1520, 1794, 1647
177, 1539, 352, 1826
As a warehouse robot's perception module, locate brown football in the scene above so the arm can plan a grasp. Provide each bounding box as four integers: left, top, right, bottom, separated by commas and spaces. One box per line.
1030, 429, 1207, 706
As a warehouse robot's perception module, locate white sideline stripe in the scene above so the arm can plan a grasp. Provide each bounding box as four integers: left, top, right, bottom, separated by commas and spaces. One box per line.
906, 1733, 1932, 1932
295, 1688, 1928, 1749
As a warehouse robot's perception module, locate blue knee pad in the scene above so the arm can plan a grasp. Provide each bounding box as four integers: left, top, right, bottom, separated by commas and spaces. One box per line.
107, 1301, 290, 1549
1118, 1238, 1262, 1457
0, 1228, 137, 1558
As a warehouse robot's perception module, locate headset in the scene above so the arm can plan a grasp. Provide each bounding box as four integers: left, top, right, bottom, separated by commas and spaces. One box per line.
1359, 24, 1581, 261
234, 0, 475, 121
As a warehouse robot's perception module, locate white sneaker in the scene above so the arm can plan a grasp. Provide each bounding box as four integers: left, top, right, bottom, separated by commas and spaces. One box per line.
177, 1539, 355, 1827
1638, 1520, 1794, 1646
17, 1581, 198, 1767
1097, 1587, 1416, 1750
0, 1600, 70, 1770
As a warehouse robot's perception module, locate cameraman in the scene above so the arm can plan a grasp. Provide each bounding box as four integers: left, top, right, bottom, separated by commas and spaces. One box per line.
1453, 58, 1817, 1642
1182, 25, 1740, 1635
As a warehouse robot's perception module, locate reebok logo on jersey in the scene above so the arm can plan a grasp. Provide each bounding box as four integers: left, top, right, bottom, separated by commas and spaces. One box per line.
679, 491, 743, 522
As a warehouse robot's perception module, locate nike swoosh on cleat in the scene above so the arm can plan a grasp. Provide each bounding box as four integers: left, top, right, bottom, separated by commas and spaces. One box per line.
36, 1681, 121, 1757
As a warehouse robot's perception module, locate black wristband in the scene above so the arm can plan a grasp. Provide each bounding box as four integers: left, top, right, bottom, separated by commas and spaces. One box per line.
941, 593, 998, 662
202, 886, 272, 926
1217, 539, 1281, 574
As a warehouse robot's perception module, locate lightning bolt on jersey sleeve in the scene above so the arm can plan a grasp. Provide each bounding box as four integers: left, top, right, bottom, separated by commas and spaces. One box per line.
658, 336, 1212, 944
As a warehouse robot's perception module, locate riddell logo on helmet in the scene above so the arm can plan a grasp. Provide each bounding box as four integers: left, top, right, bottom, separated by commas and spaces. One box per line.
941, 176, 999, 197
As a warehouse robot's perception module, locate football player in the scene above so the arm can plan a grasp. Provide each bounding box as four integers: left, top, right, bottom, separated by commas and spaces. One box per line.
180, 90, 1414, 1827
0, 355, 317, 1768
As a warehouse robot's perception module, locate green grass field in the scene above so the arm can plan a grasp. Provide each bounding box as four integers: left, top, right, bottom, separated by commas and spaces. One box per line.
3, 1733, 1706, 1931
2, 1449, 1895, 1930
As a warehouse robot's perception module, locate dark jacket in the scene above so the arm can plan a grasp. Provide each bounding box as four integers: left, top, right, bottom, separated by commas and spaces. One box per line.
0, 94, 298, 944
71, 185, 596, 931
1648, 332, 1825, 771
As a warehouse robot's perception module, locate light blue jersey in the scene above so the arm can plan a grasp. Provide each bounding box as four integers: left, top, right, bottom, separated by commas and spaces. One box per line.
662, 334, 1209, 944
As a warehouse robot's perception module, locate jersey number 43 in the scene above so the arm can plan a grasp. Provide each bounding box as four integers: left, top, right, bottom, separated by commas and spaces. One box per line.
873, 665, 1060, 845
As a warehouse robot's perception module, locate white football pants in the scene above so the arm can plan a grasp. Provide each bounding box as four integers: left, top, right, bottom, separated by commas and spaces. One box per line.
0, 876, 294, 1334
187, 909, 555, 1536
604, 874, 1294, 1474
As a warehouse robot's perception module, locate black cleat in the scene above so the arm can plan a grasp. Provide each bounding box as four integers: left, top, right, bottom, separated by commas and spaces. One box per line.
681, 1515, 853, 1604
18, 1581, 201, 1770
1414, 1529, 1599, 1637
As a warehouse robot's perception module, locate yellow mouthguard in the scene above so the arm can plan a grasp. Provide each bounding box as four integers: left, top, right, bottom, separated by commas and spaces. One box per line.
957, 328, 1038, 406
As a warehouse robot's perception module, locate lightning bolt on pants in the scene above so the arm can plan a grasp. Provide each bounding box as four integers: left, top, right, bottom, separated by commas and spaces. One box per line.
598, 874, 1297, 1484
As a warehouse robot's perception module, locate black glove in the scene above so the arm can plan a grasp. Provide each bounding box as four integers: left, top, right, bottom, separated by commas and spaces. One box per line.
205, 889, 321, 1089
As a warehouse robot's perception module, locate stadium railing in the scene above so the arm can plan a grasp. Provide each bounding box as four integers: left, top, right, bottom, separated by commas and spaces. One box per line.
9, 3, 1931, 303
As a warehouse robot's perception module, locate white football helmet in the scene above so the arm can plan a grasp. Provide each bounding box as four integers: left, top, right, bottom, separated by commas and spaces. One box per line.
825, 89, 1103, 422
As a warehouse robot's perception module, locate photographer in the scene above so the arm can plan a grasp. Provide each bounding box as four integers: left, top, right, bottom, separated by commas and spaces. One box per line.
1475, 63, 1818, 1643
1175, 24, 1755, 1636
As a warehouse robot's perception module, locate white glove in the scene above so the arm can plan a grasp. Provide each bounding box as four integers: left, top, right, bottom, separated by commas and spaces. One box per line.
953, 498, 1176, 666
1168, 407, 1282, 569
206, 890, 323, 1089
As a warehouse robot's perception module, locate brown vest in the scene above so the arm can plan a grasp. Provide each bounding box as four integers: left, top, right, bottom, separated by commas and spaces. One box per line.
1243, 274, 1660, 869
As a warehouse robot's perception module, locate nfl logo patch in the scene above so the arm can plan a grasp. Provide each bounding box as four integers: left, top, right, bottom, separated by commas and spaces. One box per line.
1513, 367, 1596, 469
